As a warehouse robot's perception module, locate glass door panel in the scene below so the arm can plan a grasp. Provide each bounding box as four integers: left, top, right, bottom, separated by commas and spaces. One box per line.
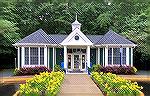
81, 55, 86, 69
68, 55, 71, 69
74, 55, 80, 69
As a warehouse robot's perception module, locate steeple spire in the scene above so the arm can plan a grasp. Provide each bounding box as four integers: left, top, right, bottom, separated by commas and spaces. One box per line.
75, 13, 77, 21
71, 13, 81, 31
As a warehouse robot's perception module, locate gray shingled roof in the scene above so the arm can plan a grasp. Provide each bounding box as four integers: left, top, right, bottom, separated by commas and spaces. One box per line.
17, 29, 55, 44
96, 30, 134, 45
16, 29, 135, 45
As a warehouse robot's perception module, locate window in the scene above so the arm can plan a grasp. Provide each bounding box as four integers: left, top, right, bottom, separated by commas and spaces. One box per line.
122, 48, 126, 65
30, 48, 38, 65
113, 48, 120, 65
40, 48, 44, 65
108, 48, 112, 65
24, 47, 44, 65
108, 48, 126, 65
25, 48, 29, 65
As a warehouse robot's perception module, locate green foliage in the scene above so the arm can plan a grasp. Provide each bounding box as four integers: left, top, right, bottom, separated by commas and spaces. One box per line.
91, 64, 102, 72
91, 72, 143, 96
19, 71, 64, 96
54, 64, 63, 72
0, 0, 150, 69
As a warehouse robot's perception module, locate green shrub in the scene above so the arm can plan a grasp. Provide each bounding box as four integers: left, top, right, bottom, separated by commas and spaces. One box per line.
91, 64, 102, 72
54, 64, 63, 72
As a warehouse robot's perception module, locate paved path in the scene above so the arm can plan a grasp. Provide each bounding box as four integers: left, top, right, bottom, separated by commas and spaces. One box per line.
57, 74, 103, 96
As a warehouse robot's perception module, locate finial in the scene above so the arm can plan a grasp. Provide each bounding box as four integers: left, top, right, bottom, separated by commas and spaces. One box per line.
75, 13, 77, 21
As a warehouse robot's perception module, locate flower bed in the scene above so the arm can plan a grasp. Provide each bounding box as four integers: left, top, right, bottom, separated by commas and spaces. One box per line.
19, 71, 64, 96
91, 72, 143, 96
14, 66, 52, 76
91, 64, 137, 75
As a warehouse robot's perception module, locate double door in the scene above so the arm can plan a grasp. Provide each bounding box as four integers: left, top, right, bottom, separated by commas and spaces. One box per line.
68, 54, 86, 71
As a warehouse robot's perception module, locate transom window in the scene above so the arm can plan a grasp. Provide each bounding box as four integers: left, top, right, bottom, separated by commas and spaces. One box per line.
67, 48, 86, 54
24, 47, 44, 65
108, 48, 126, 65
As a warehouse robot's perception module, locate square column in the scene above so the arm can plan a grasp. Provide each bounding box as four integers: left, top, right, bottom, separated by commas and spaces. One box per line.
64, 46, 67, 69
21, 47, 25, 67
105, 47, 108, 67
44, 46, 47, 67
53, 47, 55, 71
131, 48, 133, 67
126, 47, 129, 66
87, 46, 91, 68
17, 47, 20, 69
97, 48, 100, 64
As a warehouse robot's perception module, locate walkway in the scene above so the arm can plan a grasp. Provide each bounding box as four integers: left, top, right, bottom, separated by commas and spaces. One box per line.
57, 74, 103, 96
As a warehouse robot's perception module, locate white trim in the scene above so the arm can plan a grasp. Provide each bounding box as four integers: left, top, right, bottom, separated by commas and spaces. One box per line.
64, 46, 67, 69
44, 46, 47, 67
38, 47, 40, 65
13, 43, 58, 46
47, 47, 50, 69
29, 47, 30, 65
54, 48, 56, 67
103, 48, 104, 66
105, 47, 108, 66
95, 44, 137, 47
126, 47, 129, 66
97, 48, 100, 64
61, 28, 93, 46
17, 47, 20, 69
112, 48, 113, 65
21, 47, 25, 67
53, 47, 55, 71
131, 48, 133, 67
87, 46, 91, 68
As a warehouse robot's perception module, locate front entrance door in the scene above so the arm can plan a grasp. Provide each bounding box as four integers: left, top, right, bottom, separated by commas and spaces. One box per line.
74, 55, 80, 69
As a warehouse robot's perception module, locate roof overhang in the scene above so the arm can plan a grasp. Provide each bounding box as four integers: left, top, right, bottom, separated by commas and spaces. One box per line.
12, 43, 58, 47
95, 44, 137, 48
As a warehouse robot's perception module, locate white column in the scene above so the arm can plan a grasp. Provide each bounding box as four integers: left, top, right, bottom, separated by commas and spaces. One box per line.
38, 47, 40, 65
53, 47, 55, 71
126, 47, 129, 66
64, 46, 67, 69
29, 47, 30, 65
44, 46, 47, 67
87, 46, 91, 68
17, 47, 20, 69
21, 47, 25, 68
47, 47, 49, 69
105, 47, 108, 67
112, 48, 113, 65
131, 48, 133, 67
97, 48, 100, 64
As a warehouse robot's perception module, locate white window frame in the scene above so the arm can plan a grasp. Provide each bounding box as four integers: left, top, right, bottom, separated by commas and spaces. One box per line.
107, 47, 127, 66
23, 47, 45, 67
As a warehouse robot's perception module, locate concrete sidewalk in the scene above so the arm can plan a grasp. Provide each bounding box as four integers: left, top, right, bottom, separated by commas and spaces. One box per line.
57, 74, 103, 96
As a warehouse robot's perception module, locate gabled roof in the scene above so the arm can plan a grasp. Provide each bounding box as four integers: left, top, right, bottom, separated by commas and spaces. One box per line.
16, 29, 55, 44
14, 29, 135, 46
96, 30, 134, 45
60, 28, 93, 46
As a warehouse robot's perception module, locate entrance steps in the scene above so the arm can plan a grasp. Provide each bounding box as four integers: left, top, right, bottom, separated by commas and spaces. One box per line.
57, 74, 103, 96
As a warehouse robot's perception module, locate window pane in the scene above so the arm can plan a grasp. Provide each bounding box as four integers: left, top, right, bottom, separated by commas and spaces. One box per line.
30, 47, 38, 65
113, 48, 120, 65
25, 47, 29, 65
108, 48, 112, 65
122, 48, 126, 64
40, 48, 44, 65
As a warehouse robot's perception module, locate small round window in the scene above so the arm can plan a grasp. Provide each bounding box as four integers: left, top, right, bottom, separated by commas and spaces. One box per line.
75, 35, 79, 40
